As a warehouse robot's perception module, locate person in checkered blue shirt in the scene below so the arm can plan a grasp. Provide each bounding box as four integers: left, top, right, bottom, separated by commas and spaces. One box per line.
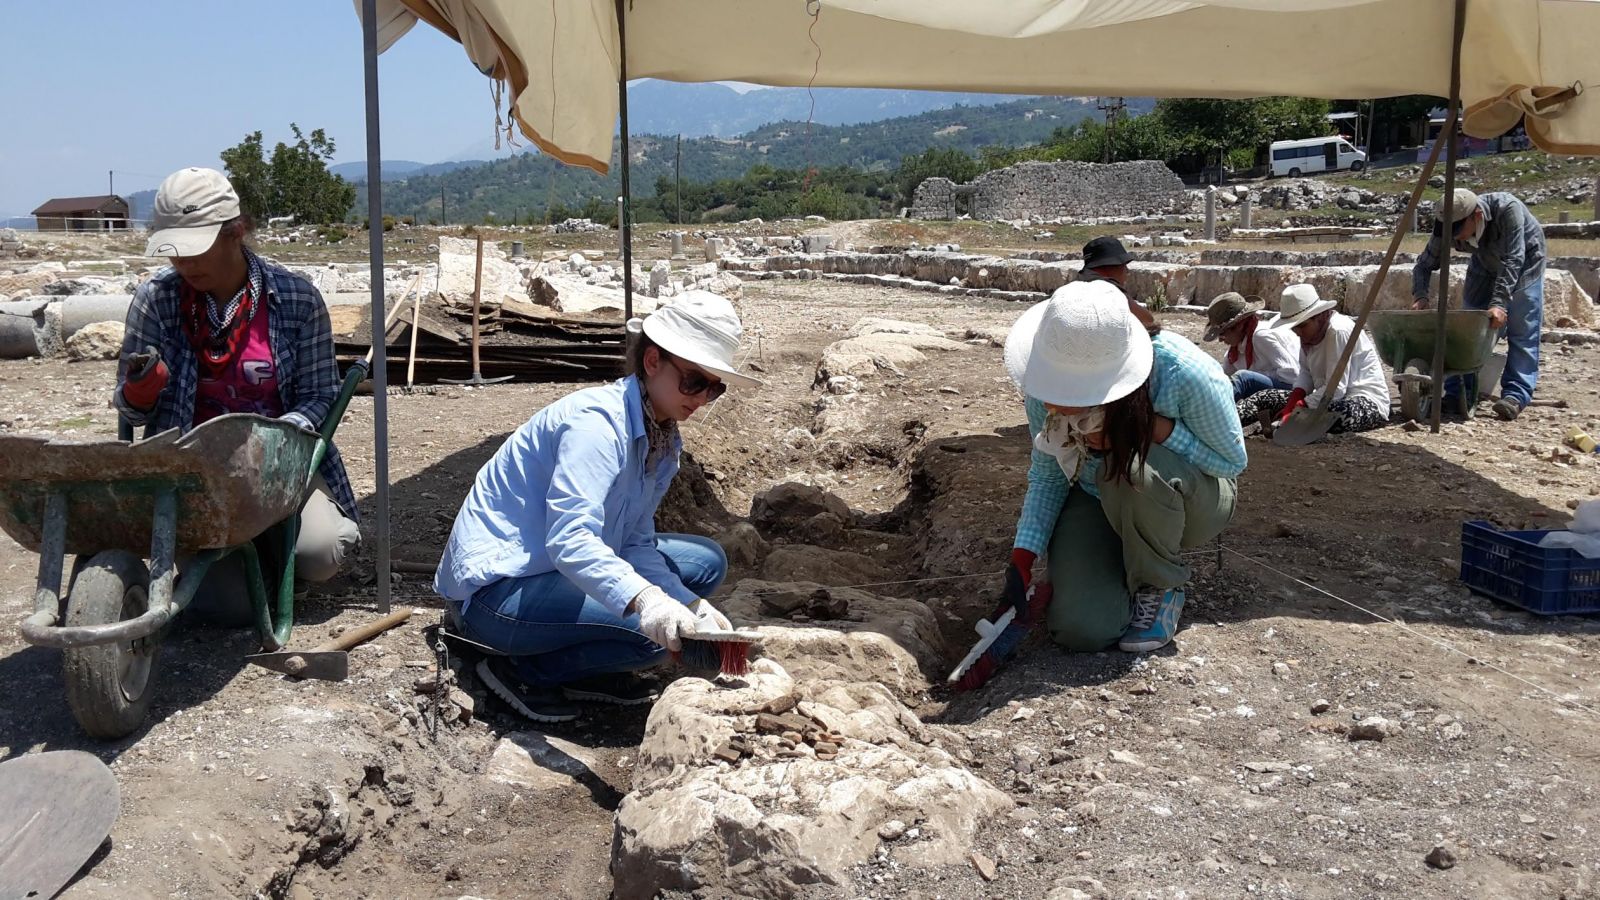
1002, 282, 1246, 654
113, 168, 360, 623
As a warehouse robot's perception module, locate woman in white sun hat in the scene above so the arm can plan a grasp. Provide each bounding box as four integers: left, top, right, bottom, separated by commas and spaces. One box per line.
1003, 281, 1246, 654
435, 291, 760, 723
1234, 283, 1389, 434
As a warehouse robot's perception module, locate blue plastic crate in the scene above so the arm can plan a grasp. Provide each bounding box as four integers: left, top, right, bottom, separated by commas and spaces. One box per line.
1460, 521, 1600, 615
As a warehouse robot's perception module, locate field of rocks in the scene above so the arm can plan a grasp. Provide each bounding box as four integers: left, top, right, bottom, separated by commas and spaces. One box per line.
2, 204, 1600, 900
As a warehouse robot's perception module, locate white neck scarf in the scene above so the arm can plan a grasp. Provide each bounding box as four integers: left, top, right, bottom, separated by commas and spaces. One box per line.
1034, 407, 1105, 482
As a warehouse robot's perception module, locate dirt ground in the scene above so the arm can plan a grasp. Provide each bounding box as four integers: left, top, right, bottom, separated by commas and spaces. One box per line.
3, 258, 1600, 898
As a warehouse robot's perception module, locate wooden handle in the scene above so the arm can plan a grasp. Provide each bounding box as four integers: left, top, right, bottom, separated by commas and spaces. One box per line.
364, 272, 424, 366
315, 609, 413, 652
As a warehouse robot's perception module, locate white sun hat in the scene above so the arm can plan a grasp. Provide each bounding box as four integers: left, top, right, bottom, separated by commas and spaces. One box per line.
1271, 283, 1338, 330
639, 290, 762, 389
1004, 280, 1154, 407
144, 167, 242, 258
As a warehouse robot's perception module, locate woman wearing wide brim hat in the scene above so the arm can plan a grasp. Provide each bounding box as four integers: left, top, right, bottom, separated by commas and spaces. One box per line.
1235, 283, 1390, 435
434, 291, 761, 723
999, 281, 1246, 656
1202, 291, 1301, 401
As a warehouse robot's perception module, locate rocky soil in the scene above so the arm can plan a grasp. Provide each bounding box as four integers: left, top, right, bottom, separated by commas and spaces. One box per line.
1, 260, 1598, 898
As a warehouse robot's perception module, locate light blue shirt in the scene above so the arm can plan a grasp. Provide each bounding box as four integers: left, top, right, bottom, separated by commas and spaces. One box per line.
1013, 331, 1247, 556
434, 376, 694, 614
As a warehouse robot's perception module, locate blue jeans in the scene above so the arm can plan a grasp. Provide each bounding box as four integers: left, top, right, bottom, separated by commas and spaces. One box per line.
1231, 370, 1293, 402
453, 534, 727, 686
1457, 257, 1543, 406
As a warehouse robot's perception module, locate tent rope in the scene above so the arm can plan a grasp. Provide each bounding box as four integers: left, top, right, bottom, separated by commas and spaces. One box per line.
800, 0, 823, 195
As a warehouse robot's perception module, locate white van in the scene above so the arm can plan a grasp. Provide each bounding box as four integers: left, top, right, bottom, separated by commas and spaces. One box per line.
1269, 137, 1367, 177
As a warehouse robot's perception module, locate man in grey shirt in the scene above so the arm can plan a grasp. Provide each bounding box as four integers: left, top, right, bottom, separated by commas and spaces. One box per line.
1411, 188, 1546, 420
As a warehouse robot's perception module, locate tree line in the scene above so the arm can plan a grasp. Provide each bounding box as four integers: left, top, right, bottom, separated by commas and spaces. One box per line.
219, 94, 1440, 228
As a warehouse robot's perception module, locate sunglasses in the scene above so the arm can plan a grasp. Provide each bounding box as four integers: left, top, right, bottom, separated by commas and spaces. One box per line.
664, 356, 727, 401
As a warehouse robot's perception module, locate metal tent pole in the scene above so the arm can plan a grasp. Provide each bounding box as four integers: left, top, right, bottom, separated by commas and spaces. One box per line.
361, 0, 392, 612
1429, 0, 1467, 434
616, 0, 633, 323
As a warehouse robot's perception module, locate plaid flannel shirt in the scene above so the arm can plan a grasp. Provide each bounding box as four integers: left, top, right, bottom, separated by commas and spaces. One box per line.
1014, 331, 1246, 555
113, 257, 358, 521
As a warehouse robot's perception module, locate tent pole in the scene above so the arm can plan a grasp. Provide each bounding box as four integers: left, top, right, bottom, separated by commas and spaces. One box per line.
616, 0, 634, 323
361, 0, 392, 613
1430, 0, 1467, 434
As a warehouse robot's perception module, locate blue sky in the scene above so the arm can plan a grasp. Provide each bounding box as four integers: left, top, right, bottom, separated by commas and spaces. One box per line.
0, 1, 515, 218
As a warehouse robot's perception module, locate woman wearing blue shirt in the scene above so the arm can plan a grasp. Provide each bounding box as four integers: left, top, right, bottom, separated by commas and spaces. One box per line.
435, 292, 759, 722
1002, 282, 1246, 656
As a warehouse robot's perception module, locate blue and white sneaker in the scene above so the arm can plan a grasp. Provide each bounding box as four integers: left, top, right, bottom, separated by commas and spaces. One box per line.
1120, 588, 1185, 653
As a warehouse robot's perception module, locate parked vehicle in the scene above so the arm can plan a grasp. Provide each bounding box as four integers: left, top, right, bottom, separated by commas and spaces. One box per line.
1269, 136, 1367, 177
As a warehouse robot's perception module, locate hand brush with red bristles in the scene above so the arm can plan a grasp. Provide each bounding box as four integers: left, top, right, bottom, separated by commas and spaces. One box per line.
949, 566, 1053, 692
672, 601, 761, 676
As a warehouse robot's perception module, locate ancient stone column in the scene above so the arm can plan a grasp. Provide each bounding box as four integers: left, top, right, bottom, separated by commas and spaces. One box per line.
705, 237, 724, 261
670, 231, 685, 259
1240, 191, 1253, 229
1204, 186, 1217, 241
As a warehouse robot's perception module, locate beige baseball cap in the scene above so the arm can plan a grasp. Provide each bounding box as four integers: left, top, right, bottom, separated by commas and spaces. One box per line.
144, 167, 241, 258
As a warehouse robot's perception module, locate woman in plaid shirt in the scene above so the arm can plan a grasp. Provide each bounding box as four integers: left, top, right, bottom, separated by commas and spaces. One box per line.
114, 168, 360, 622
1003, 282, 1246, 654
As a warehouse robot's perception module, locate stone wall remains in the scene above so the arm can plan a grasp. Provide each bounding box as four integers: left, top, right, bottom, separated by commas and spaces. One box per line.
911, 160, 1190, 222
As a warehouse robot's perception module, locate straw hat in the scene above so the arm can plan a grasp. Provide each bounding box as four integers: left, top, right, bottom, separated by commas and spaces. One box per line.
1202, 292, 1260, 342
1004, 281, 1153, 407
1271, 283, 1337, 330
638, 290, 761, 389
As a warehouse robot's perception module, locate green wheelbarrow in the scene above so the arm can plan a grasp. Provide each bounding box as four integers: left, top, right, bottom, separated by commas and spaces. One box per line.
1368, 309, 1498, 422
0, 360, 368, 739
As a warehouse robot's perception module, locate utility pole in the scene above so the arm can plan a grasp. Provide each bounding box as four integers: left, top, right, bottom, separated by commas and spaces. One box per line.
675, 133, 683, 225
1096, 96, 1126, 164
108, 170, 114, 197
440, 186, 446, 227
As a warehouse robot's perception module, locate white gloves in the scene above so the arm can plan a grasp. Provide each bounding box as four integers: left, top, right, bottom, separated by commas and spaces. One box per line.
689, 598, 732, 632
280, 411, 316, 432
632, 588, 732, 650
632, 586, 698, 651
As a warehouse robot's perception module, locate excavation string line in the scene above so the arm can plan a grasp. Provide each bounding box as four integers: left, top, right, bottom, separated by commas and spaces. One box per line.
1217, 545, 1600, 719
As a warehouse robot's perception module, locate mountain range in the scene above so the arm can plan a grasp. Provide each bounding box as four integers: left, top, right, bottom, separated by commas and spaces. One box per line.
111, 84, 1147, 226
353, 94, 1141, 224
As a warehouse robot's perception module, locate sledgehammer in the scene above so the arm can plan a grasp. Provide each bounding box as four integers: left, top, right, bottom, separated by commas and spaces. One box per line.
246, 609, 413, 681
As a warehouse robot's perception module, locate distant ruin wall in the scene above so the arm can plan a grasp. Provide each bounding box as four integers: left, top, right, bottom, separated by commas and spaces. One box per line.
911, 160, 1190, 222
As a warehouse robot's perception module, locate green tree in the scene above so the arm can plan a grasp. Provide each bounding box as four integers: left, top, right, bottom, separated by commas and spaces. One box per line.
221, 125, 355, 224
1156, 97, 1331, 171
219, 131, 271, 221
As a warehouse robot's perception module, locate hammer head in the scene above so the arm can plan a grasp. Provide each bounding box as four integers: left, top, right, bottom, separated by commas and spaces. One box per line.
245, 649, 349, 681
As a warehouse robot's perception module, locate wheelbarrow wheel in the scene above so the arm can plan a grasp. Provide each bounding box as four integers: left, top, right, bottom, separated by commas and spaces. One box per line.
62, 550, 159, 739
1400, 358, 1428, 422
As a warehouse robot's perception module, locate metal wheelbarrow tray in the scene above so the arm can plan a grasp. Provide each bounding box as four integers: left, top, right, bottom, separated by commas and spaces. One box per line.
0, 414, 316, 557
1368, 309, 1497, 421
0, 359, 366, 739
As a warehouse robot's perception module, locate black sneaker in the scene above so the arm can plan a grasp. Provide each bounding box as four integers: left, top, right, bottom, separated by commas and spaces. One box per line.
475, 658, 579, 723
561, 673, 660, 706
1492, 396, 1524, 421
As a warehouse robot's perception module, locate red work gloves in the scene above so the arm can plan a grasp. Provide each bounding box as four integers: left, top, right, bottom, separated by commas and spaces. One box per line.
121, 345, 168, 411
1277, 388, 1307, 426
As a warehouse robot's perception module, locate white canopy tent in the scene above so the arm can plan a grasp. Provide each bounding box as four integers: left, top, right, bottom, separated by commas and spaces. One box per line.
362, 0, 1600, 173
348, 0, 1600, 599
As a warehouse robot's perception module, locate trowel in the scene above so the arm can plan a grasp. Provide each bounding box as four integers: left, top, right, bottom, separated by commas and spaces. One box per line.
247, 608, 413, 680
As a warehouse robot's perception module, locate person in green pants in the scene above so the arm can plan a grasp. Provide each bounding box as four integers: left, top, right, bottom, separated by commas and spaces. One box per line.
1002, 281, 1247, 653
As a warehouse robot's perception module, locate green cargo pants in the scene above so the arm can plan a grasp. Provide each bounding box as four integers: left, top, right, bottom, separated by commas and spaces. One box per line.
1045, 443, 1236, 651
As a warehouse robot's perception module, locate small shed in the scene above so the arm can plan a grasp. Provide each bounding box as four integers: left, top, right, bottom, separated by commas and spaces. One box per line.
30, 195, 130, 232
